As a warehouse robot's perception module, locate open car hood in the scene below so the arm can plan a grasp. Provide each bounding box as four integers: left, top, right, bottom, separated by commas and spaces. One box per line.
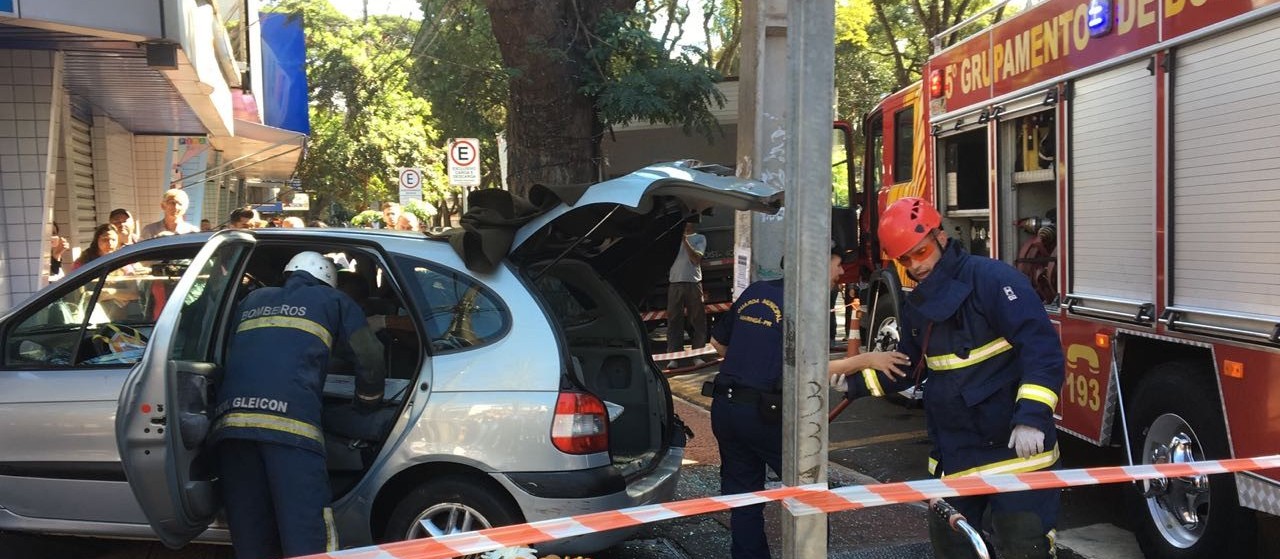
510, 161, 781, 304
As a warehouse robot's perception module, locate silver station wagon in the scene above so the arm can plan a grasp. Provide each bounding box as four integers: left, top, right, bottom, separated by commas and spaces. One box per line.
0, 163, 780, 554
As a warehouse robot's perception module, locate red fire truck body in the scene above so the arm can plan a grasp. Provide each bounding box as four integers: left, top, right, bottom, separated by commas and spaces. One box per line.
857, 0, 1280, 555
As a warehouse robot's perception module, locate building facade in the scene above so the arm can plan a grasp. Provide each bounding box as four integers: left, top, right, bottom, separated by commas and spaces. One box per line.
0, 0, 305, 310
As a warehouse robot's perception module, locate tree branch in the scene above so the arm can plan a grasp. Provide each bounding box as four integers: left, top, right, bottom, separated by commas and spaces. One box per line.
871, 0, 912, 88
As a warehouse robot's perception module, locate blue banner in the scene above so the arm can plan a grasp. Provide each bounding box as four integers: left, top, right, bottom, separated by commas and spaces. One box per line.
0, 0, 14, 16
260, 12, 310, 134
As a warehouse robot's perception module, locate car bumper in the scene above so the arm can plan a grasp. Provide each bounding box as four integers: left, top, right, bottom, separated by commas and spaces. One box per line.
493, 446, 685, 555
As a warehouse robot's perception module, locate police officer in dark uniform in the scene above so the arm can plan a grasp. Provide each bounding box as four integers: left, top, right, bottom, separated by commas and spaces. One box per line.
209, 251, 386, 558
842, 198, 1066, 559
707, 245, 909, 559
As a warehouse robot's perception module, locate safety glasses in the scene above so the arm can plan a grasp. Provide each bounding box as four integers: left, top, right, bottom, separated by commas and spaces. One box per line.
895, 235, 939, 266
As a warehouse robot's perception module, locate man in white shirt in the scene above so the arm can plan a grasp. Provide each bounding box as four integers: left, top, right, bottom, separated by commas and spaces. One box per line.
665, 218, 707, 367
140, 188, 200, 240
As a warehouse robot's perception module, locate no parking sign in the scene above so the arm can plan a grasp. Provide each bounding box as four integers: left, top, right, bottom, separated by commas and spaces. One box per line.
447, 138, 481, 187
398, 167, 423, 203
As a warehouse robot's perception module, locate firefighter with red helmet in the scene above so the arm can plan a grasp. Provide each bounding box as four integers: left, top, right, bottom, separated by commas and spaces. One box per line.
846, 197, 1065, 559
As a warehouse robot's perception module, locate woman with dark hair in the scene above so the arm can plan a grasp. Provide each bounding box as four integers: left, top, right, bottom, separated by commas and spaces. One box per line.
69, 224, 119, 272
70, 223, 143, 320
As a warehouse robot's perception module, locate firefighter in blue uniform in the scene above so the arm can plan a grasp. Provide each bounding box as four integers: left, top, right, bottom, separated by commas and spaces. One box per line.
210, 251, 386, 559
708, 244, 910, 559
842, 197, 1065, 559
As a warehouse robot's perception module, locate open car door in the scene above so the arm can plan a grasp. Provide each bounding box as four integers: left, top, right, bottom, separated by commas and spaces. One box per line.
116, 231, 256, 548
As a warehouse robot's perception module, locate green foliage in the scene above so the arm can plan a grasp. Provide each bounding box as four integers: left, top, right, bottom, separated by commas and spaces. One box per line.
583, 9, 726, 142
412, 1, 507, 190
703, 0, 741, 75
404, 199, 438, 220
859, 0, 1016, 89
350, 209, 383, 228
268, 0, 446, 216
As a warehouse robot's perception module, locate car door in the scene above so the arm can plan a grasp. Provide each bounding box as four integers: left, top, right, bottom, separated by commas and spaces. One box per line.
0, 241, 205, 527
116, 231, 255, 548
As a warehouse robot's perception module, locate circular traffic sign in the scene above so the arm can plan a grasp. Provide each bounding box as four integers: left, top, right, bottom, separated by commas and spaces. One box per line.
399, 168, 422, 189
450, 139, 478, 167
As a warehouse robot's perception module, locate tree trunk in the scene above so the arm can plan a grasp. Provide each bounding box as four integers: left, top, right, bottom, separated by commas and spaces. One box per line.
484, 0, 636, 197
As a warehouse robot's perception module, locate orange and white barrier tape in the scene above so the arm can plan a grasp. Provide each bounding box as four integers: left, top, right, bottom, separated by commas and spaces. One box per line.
650, 345, 719, 363
294, 454, 1280, 559
783, 455, 1280, 516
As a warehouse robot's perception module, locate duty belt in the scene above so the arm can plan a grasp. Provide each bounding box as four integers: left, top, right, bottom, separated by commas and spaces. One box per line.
708, 383, 777, 405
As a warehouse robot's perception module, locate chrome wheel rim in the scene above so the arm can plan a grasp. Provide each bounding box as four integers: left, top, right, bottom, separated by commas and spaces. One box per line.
870, 316, 899, 353
406, 502, 494, 556
1141, 412, 1211, 549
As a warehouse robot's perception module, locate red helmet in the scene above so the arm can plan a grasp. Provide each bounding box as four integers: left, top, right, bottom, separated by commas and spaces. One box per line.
878, 197, 942, 259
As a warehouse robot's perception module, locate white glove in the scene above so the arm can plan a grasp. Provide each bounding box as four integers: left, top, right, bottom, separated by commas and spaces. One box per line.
830, 373, 849, 393
1007, 424, 1045, 459
366, 315, 387, 332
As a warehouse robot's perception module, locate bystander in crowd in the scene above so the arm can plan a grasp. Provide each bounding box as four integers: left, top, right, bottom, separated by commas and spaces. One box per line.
140, 189, 199, 240
109, 208, 138, 246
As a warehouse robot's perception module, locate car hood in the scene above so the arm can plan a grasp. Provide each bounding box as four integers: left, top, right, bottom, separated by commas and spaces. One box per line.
509, 161, 781, 304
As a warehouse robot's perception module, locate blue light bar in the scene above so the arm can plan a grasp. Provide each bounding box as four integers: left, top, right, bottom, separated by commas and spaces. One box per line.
1088, 0, 1112, 37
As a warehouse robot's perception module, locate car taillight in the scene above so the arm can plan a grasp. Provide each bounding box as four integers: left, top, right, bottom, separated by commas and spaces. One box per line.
551, 392, 609, 455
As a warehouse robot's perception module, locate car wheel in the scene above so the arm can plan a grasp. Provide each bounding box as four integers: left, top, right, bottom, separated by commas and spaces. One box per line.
860, 269, 901, 353
866, 278, 920, 403
384, 475, 523, 551
1127, 362, 1255, 558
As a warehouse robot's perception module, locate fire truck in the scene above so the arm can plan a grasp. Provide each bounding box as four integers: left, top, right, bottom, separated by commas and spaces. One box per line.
851, 0, 1280, 556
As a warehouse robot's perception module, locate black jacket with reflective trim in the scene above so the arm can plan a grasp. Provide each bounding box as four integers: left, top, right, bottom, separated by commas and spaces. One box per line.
210, 272, 378, 454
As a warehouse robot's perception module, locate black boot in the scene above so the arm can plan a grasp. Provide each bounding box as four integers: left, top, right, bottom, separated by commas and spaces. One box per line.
928, 510, 985, 559
991, 511, 1056, 559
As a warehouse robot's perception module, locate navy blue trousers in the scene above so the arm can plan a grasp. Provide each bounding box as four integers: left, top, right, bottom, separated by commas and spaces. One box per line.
949, 484, 1061, 533
217, 439, 335, 559
711, 396, 782, 559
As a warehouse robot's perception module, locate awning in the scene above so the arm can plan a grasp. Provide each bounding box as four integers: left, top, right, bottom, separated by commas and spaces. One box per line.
0, 23, 208, 135
207, 119, 307, 182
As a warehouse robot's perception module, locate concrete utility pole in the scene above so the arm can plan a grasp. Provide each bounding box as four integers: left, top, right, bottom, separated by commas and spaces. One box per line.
780, 1, 836, 558
734, 0, 788, 288
736, 1, 836, 557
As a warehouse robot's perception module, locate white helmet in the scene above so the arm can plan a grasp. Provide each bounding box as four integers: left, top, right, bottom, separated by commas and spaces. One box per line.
284, 251, 337, 287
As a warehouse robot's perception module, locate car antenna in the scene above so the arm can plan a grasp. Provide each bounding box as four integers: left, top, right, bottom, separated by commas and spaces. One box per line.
531, 203, 623, 283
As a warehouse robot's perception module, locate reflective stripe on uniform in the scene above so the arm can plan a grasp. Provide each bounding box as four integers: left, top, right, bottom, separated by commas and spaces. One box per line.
324, 507, 339, 551
213, 411, 323, 444
927, 456, 939, 476
942, 443, 1060, 478
237, 315, 333, 348
861, 368, 884, 397
1017, 383, 1059, 409
926, 337, 1013, 371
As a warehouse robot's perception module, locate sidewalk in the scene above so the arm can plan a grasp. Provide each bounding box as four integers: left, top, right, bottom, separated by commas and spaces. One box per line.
653, 372, 1099, 559
638, 392, 936, 558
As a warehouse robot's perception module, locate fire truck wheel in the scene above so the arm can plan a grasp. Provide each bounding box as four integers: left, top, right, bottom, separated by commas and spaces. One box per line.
1127, 362, 1256, 559
865, 280, 901, 354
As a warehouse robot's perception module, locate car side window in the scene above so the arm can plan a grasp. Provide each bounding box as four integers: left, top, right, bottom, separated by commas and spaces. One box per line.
396, 257, 509, 353
534, 275, 598, 327
3, 249, 196, 368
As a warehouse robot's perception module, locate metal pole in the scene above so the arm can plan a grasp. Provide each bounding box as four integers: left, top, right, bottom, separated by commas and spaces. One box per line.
781, 0, 835, 557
